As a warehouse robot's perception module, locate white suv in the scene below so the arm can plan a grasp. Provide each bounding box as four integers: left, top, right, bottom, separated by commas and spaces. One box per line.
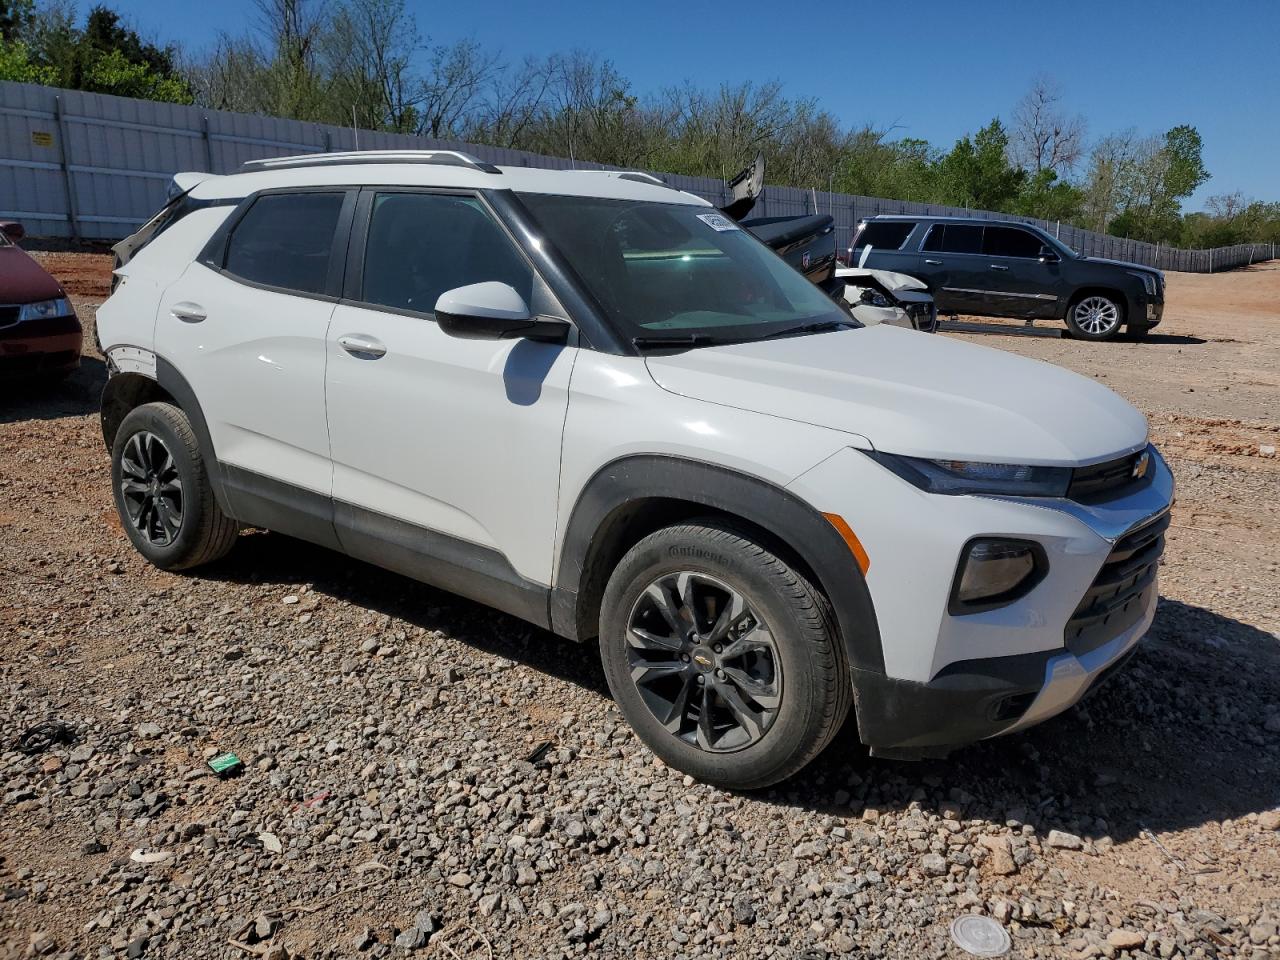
98, 151, 1174, 789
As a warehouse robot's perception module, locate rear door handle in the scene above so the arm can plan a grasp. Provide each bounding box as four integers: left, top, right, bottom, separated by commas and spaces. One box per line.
989, 264, 1009, 271
924, 258, 943, 265
337, 334, 387, 359
171, 302, 207, 323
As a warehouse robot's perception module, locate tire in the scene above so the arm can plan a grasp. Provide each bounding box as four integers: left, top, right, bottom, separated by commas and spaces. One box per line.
111, 401, 240, 570
1065, 293, 1125, 340
599, 520, 851, 789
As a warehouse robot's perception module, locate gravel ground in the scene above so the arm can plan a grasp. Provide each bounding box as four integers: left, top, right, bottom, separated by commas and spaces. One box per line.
1, 255, 1278, 960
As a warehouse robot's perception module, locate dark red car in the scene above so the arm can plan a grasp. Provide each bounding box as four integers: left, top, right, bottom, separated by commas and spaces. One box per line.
1, 221, 82, 379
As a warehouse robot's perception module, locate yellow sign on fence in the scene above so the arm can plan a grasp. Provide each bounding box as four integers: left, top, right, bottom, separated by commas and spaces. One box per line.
31, 131, 54, 147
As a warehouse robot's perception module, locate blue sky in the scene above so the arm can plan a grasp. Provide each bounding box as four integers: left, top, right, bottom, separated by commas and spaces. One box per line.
115, 0, 1280, 208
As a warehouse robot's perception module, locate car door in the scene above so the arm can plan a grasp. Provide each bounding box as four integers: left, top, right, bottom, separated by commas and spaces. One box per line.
980, 225, 1062, 318
918, 223, 987, 314
850, 220, 919, 273
324, 188, 577, 605
154, 189, 354, 543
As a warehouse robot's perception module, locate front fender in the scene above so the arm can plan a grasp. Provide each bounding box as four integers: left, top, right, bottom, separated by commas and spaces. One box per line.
551, 454, 885, 678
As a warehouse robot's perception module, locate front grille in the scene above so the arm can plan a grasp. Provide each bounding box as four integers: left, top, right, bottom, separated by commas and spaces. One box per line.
905, 301, 938, 331
1068, 448, 1152, 503
1064, 511, 1169, 656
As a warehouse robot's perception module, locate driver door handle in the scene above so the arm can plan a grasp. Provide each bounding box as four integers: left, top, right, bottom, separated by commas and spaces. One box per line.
924, 258, 943, 265
989, 264, 1009, 271
337, 334, 387, 359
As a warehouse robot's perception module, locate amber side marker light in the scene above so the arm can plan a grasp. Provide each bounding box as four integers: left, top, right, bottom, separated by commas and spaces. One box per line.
822, 513, 870, 575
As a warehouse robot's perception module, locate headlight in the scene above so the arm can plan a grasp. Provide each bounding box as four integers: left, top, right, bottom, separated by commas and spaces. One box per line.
18, 297, 72, 322
1128, 271, 1156, 296
950, 538, 1047, 613
865, 451, 1071, 497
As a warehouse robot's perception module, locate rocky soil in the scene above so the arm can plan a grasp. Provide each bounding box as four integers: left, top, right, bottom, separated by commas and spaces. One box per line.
1, 255, 1277, 959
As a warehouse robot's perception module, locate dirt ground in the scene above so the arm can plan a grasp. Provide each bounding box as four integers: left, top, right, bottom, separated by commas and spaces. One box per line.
1, 254, 1277, 960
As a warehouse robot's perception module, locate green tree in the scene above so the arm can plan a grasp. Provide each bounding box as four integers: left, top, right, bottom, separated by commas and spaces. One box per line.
935, 119, 1025, 210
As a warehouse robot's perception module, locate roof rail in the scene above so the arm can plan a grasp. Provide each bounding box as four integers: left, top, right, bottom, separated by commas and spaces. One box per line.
241, 150, 502, 174
563, 170, 666, 186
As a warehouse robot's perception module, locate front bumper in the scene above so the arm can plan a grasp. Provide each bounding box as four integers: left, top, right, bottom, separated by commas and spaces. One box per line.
1138, 295, 1163, 327
854, 583, 1154, 758
786, 443, 1174, 758
0, 312, 82, 377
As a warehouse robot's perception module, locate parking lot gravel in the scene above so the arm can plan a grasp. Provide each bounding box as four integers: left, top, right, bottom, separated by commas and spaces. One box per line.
1, 255, 1278, 960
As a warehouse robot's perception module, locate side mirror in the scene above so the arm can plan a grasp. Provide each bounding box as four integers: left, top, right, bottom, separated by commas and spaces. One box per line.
1038, 245, 1060, 264
434, 282, 569, 343
1, 221, 25, 242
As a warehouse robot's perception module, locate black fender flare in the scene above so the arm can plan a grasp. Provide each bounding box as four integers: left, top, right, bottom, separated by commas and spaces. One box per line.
100, 356, 232, 516
551, 454, 885, 677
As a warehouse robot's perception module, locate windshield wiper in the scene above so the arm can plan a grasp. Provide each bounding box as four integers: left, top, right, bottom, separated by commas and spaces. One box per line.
632, 333, 732, 349
750, 319, 856, 341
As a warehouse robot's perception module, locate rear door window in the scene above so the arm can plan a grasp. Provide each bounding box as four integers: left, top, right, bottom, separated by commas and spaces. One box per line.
853, 221, 915, 250
223, 192, 346, 295
922, 224, 983, 254
982, 226, 1043, 259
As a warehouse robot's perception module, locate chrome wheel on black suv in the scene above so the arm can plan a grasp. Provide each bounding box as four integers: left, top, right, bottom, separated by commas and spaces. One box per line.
110, 402, 240, 570
1066, 294, 1123, 340
599, 520, 850, 790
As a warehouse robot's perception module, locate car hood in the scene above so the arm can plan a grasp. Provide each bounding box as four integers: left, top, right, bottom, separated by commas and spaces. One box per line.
1080, 256, 1162, 278
644, 325, 1148, 465
0, 245, 63, 303
836, 267, 927, 293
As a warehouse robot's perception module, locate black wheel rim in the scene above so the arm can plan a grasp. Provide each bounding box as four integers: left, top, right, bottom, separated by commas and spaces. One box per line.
119, 431, 183, 546
625, 571, 782, 753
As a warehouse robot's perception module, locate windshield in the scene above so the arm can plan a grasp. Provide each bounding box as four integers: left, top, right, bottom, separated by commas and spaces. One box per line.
517, 194, 850, 343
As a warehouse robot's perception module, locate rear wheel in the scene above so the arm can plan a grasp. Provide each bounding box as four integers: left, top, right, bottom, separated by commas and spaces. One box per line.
111, 402, 240, 570
599, 520, 850, 789
1065, 294, 1124, 340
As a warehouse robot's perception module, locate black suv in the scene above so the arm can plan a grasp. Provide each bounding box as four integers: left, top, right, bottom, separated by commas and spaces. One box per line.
849, 216, 1164, 340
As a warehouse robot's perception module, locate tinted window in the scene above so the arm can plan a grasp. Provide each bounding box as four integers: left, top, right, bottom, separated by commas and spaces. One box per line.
983, 226, 1044, 259
853, 221, 914, 250
361, 193, 533, 313
922, 224, 983, 254
224, 192, 345, 294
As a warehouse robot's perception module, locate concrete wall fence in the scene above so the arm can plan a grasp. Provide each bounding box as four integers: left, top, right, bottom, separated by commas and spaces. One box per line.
2, 80, 1274, 273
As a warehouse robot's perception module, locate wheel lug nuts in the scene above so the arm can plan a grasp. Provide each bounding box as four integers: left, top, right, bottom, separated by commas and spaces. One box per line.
712, 644, 722, 653
680, 653, 690, 662
714, 668, 725, 679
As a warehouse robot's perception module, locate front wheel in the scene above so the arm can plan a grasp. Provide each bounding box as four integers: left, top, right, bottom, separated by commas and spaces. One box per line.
599, 521, 851, 790
1065, 294, 1125, 340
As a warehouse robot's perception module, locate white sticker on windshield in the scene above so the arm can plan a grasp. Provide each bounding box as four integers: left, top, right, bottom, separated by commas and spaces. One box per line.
696, 212, 740, 232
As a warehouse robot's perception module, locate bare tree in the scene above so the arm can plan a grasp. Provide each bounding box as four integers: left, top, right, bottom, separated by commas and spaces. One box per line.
417, 39, 500, 138
1010, 75, 1086, 174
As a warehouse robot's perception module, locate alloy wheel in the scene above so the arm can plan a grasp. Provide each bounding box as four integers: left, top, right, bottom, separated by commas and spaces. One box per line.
118, 431, 184, 546
625, 571, 783, 752
1073, 296, 1120, 336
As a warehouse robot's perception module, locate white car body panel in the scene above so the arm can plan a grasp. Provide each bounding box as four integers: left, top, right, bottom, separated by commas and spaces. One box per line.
645, 325, 1148, 465
154, 262, 335, 495
553, 352, 865, 576
836, 266, 927, 293
326, 302, 577, 581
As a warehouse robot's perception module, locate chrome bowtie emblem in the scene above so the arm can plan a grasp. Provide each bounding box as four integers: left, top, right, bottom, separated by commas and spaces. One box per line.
1132, 451, 1150, 480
